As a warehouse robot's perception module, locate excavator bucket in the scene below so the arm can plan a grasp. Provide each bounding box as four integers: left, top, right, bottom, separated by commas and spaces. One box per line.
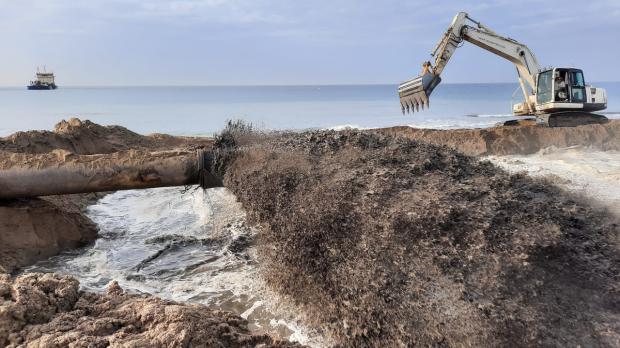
398, 73, 442, 114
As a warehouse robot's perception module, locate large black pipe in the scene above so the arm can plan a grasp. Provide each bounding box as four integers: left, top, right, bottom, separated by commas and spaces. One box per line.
0, 150, 222, 199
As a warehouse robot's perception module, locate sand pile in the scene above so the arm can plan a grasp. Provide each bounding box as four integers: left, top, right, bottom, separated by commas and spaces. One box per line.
0, 273, 300, 347
218, 128, 620, 347
0, 118, 211, 155
379, 120, 620, 156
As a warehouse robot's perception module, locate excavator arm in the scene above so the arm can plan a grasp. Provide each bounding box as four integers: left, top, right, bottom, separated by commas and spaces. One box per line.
399, 12, 540, 114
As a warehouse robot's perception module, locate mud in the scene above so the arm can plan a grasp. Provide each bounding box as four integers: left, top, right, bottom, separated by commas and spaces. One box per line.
218, 128, 620, 347
0, 272, 300, 347
378, 120, 620, 156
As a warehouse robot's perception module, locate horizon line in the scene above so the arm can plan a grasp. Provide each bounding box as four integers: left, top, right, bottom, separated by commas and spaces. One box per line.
1, 81, 620, 88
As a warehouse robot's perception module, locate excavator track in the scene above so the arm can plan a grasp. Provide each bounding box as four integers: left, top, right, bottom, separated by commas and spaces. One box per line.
540, 112, 609, 127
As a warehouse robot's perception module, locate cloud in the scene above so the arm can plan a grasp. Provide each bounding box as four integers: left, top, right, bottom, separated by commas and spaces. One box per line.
1, 0, 619, 85
122, 0, 288, 24
0, 0, 288, 30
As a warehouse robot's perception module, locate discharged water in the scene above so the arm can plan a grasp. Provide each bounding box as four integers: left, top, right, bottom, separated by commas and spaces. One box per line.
25, 187, 322, 346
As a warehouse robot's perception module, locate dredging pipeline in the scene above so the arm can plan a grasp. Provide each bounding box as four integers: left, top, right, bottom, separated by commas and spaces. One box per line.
0, 149, 221, 199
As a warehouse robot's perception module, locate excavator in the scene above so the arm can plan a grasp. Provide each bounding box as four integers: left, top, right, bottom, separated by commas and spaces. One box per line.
398, 12, 608, 127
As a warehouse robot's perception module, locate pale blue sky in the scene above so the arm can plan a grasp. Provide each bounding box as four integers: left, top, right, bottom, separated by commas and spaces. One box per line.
1, 0, 619, 86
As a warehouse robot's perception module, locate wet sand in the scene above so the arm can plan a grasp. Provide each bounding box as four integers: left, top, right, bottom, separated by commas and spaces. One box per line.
0, 273, 299, 347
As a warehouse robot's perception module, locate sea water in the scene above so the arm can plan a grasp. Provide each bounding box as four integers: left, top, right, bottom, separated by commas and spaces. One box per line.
1, 82, 619, 137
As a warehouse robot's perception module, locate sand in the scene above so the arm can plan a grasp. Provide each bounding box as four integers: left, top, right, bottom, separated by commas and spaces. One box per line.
2, 119, 620, 347
216, 126, 620, 347
0, 273, 300, 347
378, 120, 620, 156
0, 194, 101, 275
0, 118, 212, 155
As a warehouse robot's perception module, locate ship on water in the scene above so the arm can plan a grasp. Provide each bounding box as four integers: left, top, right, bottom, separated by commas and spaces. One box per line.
27, 67, 57, 90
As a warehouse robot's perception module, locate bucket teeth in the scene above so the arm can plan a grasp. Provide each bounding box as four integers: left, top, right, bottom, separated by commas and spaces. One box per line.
415, 94, 424, 111
398, 72, 441, 115
399, 91, 427, 114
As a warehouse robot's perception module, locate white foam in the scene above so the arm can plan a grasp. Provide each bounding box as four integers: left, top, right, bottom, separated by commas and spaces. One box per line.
328, 124, 365, 131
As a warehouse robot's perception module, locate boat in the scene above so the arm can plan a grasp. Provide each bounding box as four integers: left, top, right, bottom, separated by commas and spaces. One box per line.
27, 67, 57, 90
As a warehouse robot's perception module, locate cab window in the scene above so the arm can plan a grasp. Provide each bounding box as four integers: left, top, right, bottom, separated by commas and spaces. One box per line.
571, 71, 585, 87
570, 71, 586, 103
536, 70, 553, 104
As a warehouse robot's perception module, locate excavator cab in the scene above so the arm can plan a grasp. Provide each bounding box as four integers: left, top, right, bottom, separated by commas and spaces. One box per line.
535, 68, 606, 111
535, 68, 608, 126
535, 68, 586, 105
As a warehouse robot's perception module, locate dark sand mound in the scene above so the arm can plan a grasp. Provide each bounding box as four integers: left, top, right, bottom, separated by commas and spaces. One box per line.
0, 117, 212, 155
0, 273, 300, 347
218, 129, 620, 347
379, 120, 620, 156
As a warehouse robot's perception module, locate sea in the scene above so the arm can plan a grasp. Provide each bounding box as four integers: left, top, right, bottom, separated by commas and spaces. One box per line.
1, 82, 619, 137
7, 83, 620, 346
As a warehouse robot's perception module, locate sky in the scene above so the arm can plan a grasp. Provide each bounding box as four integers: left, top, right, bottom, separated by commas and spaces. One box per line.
1, 0, 619, 86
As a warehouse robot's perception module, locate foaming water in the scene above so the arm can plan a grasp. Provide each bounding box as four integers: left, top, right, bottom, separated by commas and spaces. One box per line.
487, 147, 620, 216
25, 187, 324, 346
